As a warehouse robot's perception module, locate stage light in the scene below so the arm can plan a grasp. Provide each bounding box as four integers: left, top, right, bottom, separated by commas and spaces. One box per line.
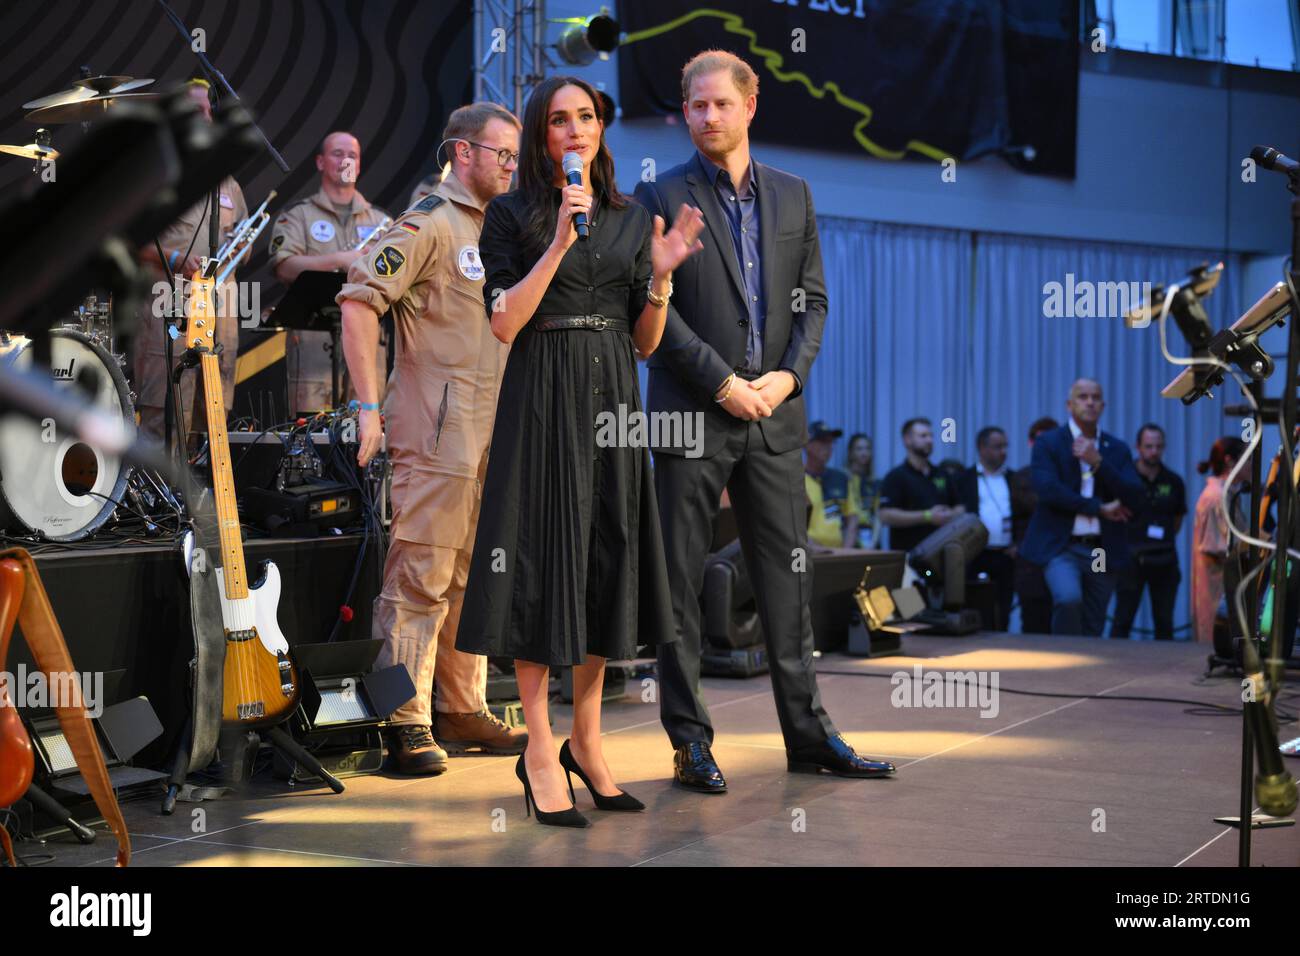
273, 639, 415, 784
555, 12, 620, 66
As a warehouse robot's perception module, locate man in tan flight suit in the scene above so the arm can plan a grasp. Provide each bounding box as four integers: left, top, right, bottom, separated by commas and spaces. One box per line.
269, 131, 391, 413
337, 103, 525, 775
135, 79, 247, 444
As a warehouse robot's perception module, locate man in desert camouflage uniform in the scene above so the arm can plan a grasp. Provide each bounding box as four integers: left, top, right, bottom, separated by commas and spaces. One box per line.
337, 103, 525, 775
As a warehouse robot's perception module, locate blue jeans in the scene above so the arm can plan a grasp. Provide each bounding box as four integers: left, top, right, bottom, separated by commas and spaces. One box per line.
1043, 543, 1118, 636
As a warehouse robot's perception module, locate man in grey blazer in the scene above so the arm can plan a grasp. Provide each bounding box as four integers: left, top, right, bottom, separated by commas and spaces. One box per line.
633, 50, 895, 792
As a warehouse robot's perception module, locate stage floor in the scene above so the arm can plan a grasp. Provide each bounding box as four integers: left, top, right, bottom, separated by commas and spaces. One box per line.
47, 632, 1300, 867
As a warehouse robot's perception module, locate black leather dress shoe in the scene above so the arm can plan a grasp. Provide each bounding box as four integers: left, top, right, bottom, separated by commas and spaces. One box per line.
787, 733, 896, 778
673, 742, 727, 793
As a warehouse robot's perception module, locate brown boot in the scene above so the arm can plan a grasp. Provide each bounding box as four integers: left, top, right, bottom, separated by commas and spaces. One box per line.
435, 709, 528, 756
385, 724, 448, 775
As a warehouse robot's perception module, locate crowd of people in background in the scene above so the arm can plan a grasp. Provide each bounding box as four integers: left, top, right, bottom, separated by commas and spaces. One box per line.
802, 378, 1253, 642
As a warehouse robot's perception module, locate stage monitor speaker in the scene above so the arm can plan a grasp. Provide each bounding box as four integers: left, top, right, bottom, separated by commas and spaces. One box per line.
701, 540, 906, 652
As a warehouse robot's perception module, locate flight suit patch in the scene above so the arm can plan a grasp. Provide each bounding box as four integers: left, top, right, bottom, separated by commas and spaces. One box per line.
458, 246, 484, 280
374, 245, 406, 277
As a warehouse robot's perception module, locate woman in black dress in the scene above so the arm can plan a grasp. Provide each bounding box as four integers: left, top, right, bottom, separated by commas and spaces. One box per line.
457, 76, 705, 827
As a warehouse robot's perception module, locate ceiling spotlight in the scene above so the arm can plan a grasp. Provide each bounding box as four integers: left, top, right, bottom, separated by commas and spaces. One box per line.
556, 12, 620, 66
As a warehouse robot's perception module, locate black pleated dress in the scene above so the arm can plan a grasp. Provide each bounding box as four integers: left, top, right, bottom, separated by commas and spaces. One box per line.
455, 189, 678, 666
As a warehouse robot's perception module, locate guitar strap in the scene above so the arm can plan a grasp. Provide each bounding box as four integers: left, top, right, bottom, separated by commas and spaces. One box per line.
187, 538, 224, 773
0, 549, 130, 866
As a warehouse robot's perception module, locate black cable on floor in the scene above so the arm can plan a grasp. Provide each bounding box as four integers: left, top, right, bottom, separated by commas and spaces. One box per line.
812, 667, 1295, 722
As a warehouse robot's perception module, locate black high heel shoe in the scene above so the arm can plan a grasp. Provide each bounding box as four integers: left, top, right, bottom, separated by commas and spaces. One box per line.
559, 739, 645, 812
515, 754, 590, 828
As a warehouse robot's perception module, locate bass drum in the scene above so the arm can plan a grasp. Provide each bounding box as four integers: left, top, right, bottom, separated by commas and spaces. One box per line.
0, 328, 135, 541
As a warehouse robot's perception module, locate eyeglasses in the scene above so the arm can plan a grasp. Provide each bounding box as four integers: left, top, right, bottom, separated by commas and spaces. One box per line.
460, 140, 519, 168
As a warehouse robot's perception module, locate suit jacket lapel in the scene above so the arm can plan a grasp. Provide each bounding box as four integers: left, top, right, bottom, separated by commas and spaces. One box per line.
1060, 425, 1082, 491
686, 153, 746, 308
756, 161, 779, 332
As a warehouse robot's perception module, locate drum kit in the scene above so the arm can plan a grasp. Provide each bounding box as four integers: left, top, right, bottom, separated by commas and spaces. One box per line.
0, 73, 188, 543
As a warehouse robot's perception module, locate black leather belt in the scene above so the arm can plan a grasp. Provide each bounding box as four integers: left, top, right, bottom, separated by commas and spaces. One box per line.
1071, 534, 1103, 547
534, 314, 629, 332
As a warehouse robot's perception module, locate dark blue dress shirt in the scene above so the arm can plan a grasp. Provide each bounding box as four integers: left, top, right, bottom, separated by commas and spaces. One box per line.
700, 151, 764, 374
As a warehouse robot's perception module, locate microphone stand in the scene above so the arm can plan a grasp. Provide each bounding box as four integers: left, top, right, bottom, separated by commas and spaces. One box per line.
1215, 172, 1300, 865
154, 0, 289, 174
1141, 258, 1297, 865
153, 0, 291, 463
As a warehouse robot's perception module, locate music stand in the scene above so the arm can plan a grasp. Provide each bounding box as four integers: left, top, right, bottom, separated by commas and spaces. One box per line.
269, 271, 349, 411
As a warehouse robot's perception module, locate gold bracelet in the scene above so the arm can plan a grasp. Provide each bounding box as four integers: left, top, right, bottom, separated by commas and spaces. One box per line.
714, 373, 736, 404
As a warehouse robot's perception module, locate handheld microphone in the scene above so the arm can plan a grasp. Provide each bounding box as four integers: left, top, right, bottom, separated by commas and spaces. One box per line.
561, 151, 589, 240
1250, 145, 1300, 178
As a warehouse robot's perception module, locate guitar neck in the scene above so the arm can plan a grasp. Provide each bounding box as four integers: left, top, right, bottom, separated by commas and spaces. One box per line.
199, 351, 248, 602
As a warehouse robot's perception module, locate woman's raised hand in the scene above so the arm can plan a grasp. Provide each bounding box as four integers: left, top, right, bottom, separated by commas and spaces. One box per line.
651, 204, 706, 277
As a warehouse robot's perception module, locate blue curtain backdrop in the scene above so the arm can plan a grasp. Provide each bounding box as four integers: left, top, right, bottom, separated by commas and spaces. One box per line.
805, 215, 1245, 638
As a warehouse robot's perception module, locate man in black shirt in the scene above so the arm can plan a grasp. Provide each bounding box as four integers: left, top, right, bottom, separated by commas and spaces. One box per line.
1111, 423, 1186, 640
879, 417, 965, 553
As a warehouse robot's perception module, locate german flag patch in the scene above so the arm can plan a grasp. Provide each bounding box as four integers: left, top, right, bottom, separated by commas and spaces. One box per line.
374, 245, 406, 278
398, 221, 420, 236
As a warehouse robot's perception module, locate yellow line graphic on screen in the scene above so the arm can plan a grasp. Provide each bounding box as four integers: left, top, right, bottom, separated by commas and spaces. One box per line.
622, 8, 951, 163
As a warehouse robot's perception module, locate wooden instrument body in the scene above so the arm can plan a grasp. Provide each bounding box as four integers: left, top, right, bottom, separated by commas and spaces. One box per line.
216, 561, 297, 725
185, 266, 299, 729
0, 561, 35, 809
0, 552, 130, 865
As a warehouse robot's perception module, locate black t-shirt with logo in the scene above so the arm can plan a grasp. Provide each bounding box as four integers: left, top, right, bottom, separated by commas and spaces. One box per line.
1126, 463, 1187, 552
879, 460, 961, 552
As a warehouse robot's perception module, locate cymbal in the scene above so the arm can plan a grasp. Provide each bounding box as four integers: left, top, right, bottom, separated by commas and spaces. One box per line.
0, 142, 59, 161
23, 75, 156, 124
24, 92, 157, 125
23, 75, 155, 109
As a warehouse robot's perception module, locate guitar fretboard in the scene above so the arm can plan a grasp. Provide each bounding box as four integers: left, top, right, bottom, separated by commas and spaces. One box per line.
200, 351, 247, 601
189, 271, 248, 603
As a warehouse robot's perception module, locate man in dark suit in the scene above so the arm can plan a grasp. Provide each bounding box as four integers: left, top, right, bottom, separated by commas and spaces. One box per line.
1021, 379, 1145, 635
633, 50, 894, 792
